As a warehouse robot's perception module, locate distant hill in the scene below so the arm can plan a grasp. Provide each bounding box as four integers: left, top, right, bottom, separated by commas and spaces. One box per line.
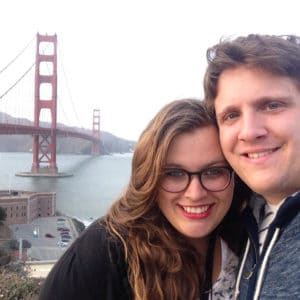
0, 112, 136, 155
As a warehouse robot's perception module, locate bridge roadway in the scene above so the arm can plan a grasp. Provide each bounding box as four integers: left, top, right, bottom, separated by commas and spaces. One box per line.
0, 124, 99, 142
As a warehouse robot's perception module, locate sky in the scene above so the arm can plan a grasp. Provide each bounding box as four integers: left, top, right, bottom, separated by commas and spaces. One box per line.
1, 0, 300, 141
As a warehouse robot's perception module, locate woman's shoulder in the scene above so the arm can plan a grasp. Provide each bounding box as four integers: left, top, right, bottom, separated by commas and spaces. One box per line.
46, 218, 121, 278
78, 218, 112, 244
73, 218, 125, 266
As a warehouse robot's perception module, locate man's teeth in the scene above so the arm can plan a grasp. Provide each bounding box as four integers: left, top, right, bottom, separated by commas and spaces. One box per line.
248, 150, 273, 159
183, 205, 209, 214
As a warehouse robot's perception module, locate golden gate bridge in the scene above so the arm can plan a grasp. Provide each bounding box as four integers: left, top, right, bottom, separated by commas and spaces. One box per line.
0, 33, 100, 177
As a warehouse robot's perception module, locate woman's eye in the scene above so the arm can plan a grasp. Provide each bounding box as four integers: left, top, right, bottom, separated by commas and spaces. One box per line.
165, 169, 185, 177
203, 167, 223, 176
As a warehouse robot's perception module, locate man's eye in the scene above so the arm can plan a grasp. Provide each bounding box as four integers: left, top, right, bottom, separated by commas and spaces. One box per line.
265, 102, 282, 110
223, 112, 239, 122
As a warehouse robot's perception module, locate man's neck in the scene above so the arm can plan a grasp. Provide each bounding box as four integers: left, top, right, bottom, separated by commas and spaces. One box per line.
264, 190, 300, 206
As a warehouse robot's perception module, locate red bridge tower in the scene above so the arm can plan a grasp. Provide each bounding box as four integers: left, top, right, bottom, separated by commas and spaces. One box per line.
92, 109, 101, 155
31, 33, 58, 174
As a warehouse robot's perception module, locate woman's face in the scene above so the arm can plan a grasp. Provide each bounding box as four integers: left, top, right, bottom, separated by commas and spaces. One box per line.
157, 126, 234, 247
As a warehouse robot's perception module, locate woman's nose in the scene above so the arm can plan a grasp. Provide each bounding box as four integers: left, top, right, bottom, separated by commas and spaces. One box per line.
183, 175, 208, 200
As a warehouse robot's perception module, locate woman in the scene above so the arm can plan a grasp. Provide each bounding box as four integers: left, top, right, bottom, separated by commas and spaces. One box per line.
39, 99, 251, 300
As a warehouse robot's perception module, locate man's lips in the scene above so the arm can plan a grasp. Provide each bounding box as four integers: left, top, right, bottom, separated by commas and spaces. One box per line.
242, 147, 279, 159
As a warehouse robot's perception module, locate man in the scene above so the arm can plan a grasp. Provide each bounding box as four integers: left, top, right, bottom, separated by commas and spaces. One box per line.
204, 34, 300, 299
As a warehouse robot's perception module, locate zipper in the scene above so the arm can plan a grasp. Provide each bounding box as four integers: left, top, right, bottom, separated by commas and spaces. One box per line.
253, 227, 280, 300
234, 226, 260, 299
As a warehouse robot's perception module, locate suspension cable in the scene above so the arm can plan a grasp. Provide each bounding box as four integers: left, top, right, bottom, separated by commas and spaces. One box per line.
0, 35, 35, 76
0, 62, 35, 99
58, 46, 83, 128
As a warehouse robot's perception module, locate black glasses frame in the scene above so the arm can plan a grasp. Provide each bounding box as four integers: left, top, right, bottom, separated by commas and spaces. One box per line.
161, 166, 233, 193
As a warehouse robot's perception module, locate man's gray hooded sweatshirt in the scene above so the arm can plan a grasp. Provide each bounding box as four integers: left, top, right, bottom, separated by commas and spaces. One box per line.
234, 192, 300, 299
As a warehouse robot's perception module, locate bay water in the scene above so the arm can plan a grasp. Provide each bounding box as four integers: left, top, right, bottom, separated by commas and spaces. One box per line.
0, 152, 132, 225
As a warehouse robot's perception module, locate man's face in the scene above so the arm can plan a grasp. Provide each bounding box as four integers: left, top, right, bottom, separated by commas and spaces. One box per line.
214, 66, 300, 204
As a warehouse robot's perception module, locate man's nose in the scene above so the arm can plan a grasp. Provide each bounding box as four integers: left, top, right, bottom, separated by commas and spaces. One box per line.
238, 113, 267, 141
183, 175, 208, 200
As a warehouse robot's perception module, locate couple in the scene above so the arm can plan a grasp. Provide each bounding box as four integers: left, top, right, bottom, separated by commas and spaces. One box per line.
40, 34, 300, 299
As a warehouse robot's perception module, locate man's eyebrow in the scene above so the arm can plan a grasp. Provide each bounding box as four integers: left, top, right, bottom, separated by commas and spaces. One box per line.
258, 95, 292, 103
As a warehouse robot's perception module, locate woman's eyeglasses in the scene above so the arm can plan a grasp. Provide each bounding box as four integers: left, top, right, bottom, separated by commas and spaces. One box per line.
160, 166, 233, 193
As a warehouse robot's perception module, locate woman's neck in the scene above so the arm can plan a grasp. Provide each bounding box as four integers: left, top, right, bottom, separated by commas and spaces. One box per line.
188, 235, 222, 284
186, 236, 208, 253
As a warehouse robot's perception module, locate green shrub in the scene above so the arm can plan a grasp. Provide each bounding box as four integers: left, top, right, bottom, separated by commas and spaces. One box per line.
0, 262, 43, 299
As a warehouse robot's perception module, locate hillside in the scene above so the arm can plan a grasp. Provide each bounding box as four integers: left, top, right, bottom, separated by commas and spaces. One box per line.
0, 224, 42, 299
0, 112, 136, 155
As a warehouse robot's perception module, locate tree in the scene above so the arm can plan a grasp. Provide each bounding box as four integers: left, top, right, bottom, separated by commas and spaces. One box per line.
0, 207, 6, 223
9, 239, 31, 250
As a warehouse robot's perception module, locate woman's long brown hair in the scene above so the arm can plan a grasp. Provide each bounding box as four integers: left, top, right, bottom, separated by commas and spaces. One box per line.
102, 99, 251, 300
